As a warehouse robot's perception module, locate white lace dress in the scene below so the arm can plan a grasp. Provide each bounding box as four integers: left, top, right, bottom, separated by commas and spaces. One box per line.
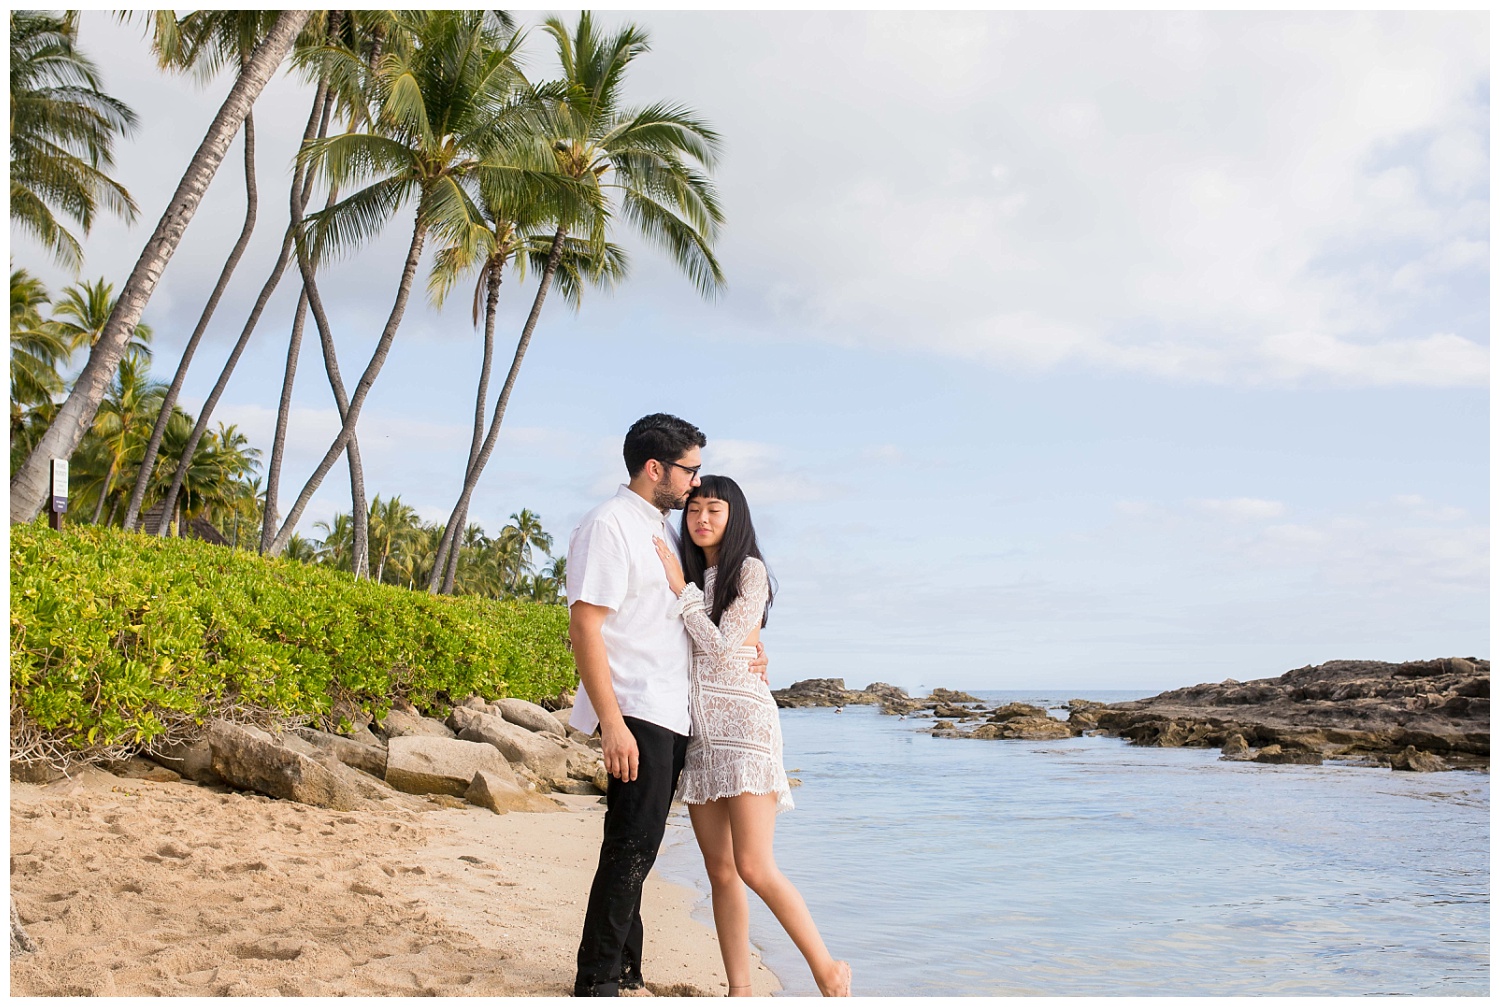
672, 557, 793, 814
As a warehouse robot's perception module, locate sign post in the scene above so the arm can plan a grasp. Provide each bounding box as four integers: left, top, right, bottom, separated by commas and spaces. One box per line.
48, 458, 68, 531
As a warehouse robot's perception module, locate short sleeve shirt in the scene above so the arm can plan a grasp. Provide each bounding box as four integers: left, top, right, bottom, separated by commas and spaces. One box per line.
566, 485, 693, 736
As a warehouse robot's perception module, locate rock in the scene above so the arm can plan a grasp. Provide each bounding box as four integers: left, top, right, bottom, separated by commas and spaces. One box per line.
931, 703, 970, 718
1390, 745, 1448, 773
149, 738, 220, 783
384, 735, 516, 797
292, 727, 388, 778
932, 720, 955, 732
552, 707, 574, 730
207, 720, 362, 811
927, 687, 982, 704
459, 695, 491, 711
495, 698, 565, 736
378, 708, 455, 740
568, 727, 599, 749
551, 778, 606, 796
465, 769, 563, 814
449, 706, 570, 788
1219, 733, 1252, 761
993, 716, 1073, 741
103, 755, 180, 783
1252, 745, 1323, 766
988, 702, 1046, 722
10, 761, 65, 785
1091, 657, 1488, 770
969, 724, 1002, 740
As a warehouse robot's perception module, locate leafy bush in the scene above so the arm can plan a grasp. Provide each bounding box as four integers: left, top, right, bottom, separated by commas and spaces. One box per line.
10, 524, 576, 767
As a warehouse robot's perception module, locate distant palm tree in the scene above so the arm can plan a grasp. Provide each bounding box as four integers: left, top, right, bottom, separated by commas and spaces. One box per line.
313, 512, 356, 572
366, 494, 423, 584
78, 355, 166, 524
12, 10, 308, 524
282, 532, 320, 564
9, 10, 138, 269
51, 277, 153, 366
9, 270, 69, 442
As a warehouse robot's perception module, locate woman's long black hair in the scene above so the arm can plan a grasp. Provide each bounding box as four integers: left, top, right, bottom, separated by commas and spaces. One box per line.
679, 475, 775, 627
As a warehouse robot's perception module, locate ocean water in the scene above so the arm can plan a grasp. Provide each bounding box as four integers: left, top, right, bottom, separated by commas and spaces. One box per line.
657, 691, 1490, 996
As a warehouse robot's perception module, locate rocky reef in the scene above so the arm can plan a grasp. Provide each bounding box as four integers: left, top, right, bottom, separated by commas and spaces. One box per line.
1087, 657, 1488, 771
774, 657, 1489, 772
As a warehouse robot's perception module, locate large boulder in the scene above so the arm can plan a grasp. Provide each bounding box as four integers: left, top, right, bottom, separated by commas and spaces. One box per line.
207, 720, 363, 811
292, 727, 387, 778
385, 736, 516, 797
449, 707, 570, 788
495, 698, 565, 736
465, 769, 562, 814
987, 702, 1045, 722
378, 708, 455, 740
1390, 745, 1448, 772
980, 716, 1073, 741
148, 738, 219, 782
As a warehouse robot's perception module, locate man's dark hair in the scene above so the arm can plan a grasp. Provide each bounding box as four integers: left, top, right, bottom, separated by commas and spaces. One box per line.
623, 413, 706, 477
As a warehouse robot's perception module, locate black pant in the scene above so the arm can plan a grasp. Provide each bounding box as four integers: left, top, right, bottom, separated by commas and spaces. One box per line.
574, 716, 689, 997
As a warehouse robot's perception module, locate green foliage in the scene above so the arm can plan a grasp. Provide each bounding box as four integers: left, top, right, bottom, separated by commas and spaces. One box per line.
10, 523, 576, 766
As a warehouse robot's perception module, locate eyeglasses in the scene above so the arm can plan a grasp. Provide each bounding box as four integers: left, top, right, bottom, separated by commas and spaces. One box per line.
659, 459, 701, 479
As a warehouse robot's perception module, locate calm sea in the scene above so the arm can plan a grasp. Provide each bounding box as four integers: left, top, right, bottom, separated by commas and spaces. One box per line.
657, 691, 1490, 996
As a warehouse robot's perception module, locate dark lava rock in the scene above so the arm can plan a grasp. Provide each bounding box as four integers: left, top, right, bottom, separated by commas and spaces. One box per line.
1093, 658, 1488, 771
772, 678, 913, 711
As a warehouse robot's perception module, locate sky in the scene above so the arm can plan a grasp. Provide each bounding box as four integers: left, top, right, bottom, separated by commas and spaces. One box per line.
13, 11, 1490, 691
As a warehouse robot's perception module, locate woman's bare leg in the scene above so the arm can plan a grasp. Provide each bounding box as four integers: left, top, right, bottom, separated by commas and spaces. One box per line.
688, 801, 754, 995
726, 793, 850, 996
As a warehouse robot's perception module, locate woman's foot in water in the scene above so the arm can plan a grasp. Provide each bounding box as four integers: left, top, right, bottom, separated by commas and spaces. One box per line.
815, 960, 851, 997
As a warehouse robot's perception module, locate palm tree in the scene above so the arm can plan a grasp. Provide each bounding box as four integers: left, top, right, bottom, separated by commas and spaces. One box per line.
312, 511, 355, 571
9, 10, 139, 270
366, 494, 423, 583
51, 277, 152, 366
282, 532, 320, 563
427, 11, 724, 591
9, 270, 69, 444
424, 190, 626, 592
78, 355, 165, 524
266, 10, 555, 557
12, 9, 309, 524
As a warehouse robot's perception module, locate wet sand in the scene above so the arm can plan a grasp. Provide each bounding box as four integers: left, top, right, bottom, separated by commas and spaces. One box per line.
9, 768, 779, 996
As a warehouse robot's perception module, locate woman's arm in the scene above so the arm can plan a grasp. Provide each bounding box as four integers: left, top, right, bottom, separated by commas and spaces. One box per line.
675, 558, 769, 660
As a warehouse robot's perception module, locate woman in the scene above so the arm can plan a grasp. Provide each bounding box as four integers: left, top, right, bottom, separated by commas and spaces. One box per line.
652, 475, 851, 998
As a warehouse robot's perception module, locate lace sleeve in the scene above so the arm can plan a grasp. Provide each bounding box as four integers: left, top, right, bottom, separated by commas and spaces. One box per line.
673, 559, 768, 659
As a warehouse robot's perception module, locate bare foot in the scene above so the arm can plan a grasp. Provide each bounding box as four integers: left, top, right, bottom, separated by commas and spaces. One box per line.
816, 960, 851, 997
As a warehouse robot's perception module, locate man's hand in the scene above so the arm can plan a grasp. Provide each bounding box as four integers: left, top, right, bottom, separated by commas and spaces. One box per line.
600, 720, 639, 782
750, 641, 769, 685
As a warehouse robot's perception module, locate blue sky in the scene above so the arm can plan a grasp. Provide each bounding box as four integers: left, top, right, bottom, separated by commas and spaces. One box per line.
15, 11, 1489, 690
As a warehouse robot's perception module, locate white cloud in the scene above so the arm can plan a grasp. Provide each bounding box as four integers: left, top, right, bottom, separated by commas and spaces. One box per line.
1191, 497, 1288, 521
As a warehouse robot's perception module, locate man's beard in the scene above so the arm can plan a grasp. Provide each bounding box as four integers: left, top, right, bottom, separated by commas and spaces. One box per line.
652, 482, 688, 512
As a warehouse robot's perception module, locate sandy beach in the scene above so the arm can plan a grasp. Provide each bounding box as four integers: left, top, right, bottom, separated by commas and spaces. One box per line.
10, 768, 780, 996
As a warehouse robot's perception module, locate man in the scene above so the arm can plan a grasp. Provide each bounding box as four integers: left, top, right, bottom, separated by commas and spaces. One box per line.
567, 413, 767, 997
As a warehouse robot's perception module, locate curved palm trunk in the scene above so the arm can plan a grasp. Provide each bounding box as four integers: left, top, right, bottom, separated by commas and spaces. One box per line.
260, 77, 336, 554
267, 213, 429, 556
431, 226, 567, 589
121, 107, 260, 531
430, 265, 502, 593
11, 10, 309, 524
292, 227, 370, 577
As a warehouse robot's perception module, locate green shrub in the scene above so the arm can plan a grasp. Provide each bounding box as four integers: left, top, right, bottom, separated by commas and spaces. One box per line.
10, 523, 576, 767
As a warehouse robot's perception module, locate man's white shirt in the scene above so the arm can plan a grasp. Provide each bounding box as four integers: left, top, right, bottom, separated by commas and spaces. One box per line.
566, 485, 693, 737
